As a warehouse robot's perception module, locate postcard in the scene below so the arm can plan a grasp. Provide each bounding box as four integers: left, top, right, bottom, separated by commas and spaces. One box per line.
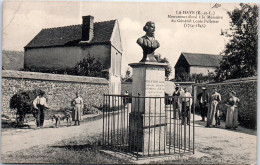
1, 1, 258, 164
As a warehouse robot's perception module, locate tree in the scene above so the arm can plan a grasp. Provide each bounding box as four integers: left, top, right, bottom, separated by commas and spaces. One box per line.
174, 72, 215, 83
121, 68, 133, 82
159, 57, 172, 80
215, 3, 258, 81
73, 54, 104, 77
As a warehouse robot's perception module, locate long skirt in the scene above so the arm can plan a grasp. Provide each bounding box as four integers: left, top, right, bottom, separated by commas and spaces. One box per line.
74, 104, 82, 121
225, 105, 238, 128
207, 100, 218, 126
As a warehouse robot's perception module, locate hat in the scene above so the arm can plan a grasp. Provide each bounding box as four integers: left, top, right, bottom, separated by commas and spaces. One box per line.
202, 87, 206, 90
176, 84, 180, 87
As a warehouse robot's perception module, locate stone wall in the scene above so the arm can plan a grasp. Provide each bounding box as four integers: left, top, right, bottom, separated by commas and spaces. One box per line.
194, 77, 257, 129
2, 70, 109, 114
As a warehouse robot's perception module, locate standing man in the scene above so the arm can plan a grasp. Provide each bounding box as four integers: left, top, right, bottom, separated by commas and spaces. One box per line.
72, 92, 83, 126
172, 84, 180, 119
172, 84, 184, 119
172, 84, 181, 97
206, 89, 221, 127
33, 90, 49, 128
197, 87, 209, 121
182, 88, 192, 125
123, 90, 129, 107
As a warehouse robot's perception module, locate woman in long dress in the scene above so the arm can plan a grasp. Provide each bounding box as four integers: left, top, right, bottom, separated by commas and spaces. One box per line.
225, 91, 240, 129
206, 89, 221, 127
72, 92, 83, 126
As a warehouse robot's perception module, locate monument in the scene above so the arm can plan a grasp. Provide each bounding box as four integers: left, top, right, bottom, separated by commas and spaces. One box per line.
137, 21, 160, 62
129, 21, 167, 153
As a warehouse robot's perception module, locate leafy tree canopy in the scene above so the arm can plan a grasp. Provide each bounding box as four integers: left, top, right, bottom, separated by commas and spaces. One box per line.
174, 72, 215, 83
159, 57, 172, 80
73, 54, 104, 77
121, 68, 133, 82
215, 3, 258, 81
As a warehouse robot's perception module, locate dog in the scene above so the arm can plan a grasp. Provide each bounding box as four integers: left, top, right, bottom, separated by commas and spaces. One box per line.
51, 111, 72, 127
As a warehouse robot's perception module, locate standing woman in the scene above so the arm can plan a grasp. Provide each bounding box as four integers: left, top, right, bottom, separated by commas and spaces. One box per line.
33, 90, 49, 128
206, 89, 221, 127
225, 91, 240, 129
72, 92, 83, 126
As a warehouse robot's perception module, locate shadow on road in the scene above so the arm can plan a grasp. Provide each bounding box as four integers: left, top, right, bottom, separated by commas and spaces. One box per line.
2, 113, 103, 131
52, 144, 95, 151
194, 119, 256, 136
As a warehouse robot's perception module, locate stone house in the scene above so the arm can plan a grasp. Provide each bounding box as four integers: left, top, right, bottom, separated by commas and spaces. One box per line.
24, 15, 122, 94
174, 52, 222, 77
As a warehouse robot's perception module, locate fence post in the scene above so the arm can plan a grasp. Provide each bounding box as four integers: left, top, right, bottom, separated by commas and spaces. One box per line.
193, 95, 195, 154
102, 94, 105, 147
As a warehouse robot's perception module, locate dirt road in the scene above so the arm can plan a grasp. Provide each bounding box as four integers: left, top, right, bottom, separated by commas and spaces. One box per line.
1, 114, 257, 164
193, 121, 257, 164
1, 114, 103, 154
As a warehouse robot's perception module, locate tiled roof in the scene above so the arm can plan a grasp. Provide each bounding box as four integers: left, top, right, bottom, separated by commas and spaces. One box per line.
181, 52, 222, 67
25, 20, 116, 48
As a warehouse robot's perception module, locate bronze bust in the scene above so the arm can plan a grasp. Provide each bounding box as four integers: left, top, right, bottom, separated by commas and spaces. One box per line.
137, 21, 160, 62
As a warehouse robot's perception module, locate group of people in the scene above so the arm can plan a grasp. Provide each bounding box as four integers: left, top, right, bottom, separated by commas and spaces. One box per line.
197, 87, 240, 129
172, 85, 192, 125
171, 84, 240, 129
33, 91, 83, 128
32, 85, 240, 130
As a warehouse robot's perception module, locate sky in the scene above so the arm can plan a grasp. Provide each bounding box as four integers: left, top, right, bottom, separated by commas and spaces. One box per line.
2, 1, 240, 78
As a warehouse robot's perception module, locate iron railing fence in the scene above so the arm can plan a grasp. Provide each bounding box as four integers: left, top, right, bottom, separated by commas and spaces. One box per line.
102, 94, 195, 160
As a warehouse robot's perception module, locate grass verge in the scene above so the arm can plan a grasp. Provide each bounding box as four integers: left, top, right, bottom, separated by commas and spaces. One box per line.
1, 133, 132, 164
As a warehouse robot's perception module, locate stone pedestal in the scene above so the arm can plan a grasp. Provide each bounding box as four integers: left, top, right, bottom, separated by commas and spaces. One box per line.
129, 62, 167, 153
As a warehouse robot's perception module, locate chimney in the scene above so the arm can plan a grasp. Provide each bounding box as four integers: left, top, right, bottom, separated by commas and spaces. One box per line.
82, 15, 94, 42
